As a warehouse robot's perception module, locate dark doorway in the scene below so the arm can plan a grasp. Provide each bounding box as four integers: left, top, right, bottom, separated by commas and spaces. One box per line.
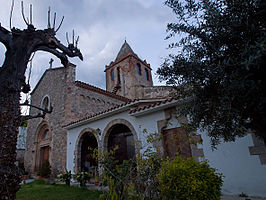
107, 124, 135, 163
80, 132, 98, 172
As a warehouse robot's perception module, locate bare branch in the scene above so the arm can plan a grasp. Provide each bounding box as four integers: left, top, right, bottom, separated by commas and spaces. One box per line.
75, 36, 79, 47
0, 24, 11, 47
20, 100, 53, 113
21, 113, 45, 122
55, 16, 64, 32
53, 12, 56, 29
21, 1, 29, 26
34, 45, 69, 66
9, 0, 14, 30
66, 32, 70, 45
48, 6, 51, 28
30, 4, 32, 24
72, 29, 74, 44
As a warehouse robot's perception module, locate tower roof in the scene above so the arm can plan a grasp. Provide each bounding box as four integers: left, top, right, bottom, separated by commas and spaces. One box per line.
115, 40, 135, 61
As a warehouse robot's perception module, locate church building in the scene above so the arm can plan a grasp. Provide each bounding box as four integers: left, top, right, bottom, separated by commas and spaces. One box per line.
24, 41, 266, 197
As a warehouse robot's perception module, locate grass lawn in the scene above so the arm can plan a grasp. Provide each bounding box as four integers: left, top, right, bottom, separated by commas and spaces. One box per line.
16, 180, 102, 200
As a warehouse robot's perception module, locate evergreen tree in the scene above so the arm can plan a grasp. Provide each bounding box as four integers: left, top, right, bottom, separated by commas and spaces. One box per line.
157, 0, 266, 146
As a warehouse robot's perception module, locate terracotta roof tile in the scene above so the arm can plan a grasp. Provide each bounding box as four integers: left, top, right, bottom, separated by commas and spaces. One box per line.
75, 81, 130, 102
129, 97, 177, 114
64, 99, 140, 127
64, 98, 178, 128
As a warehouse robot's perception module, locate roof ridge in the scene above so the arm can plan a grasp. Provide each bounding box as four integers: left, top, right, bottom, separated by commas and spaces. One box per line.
64, 99, 140, 127
115, 40, 135, 61
75, 81, 130, 102
64, 98, 178, 128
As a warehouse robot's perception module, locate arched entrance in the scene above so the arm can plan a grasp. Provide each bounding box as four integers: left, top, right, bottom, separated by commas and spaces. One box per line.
107, 124, 135, 163
76, 131, 98, 173
34, 122, 51, 172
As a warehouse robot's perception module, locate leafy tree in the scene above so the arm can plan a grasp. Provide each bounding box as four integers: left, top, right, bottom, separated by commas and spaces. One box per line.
157, 0, 266, 146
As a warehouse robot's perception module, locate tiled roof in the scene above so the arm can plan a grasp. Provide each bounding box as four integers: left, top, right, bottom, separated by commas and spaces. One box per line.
104, 41, 151, 71
64, 97, 178, 129
64, 99, 140, 128
129, 97, 178, 114
115, 40, 135, 61
75, 81, 130, 102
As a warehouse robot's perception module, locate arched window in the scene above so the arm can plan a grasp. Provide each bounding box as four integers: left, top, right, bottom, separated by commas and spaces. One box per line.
41, 96, 51, 116
145, 68, 149, 80
111, 69, 114, 81
42, 96, 49, 110
137, 63, 141, 75
42, 129, 49, 139
117, 68, 121, 84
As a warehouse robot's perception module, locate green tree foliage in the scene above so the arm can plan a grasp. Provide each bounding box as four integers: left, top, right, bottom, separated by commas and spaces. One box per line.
157, 0, 266, 146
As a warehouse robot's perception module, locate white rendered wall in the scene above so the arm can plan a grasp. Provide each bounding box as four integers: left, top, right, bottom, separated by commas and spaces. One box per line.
200, 131, 266, 197
67, 110, 165, 172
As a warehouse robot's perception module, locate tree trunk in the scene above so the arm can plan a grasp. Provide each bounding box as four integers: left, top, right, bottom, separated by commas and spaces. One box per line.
0, 80, 22, 199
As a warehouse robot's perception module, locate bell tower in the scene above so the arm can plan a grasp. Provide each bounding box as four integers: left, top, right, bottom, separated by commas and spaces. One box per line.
105, 41, 153, 99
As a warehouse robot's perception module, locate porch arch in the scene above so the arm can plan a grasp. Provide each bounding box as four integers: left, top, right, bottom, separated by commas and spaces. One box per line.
74, 128, 99, 173
102, 119, 141, 161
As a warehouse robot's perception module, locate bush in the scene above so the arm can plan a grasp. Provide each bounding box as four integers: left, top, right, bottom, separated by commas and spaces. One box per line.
39, 161, 51, 178
57, 170, 72, 186
74, 171, 91, 187
157, 156, 223, 200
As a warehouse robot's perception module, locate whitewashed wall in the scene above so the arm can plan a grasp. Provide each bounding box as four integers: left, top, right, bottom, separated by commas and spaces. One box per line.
66, 109, 165, 172
200, 131, 266, 197
66, 107, 266, 197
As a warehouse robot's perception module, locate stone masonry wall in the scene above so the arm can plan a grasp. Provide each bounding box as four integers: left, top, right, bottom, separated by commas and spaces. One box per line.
106, 55, 153, 99
25, 64, 126, 176
24, 66, 70, 175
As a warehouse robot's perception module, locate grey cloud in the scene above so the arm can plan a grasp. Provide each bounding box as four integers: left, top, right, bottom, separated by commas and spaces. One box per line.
0, 0, 175, 92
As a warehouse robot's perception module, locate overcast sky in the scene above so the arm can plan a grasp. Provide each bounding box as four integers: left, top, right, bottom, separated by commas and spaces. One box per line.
0, 0, 177, 95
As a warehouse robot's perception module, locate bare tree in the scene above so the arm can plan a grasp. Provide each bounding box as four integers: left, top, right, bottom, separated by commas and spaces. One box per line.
0, 2, 83, 199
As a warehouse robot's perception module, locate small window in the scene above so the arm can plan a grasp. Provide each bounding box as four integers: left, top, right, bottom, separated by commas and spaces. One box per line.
42, 129, 49, 139
145, 68, 149, 80
137, 63, 141, 75
117, 68, 121, 84
111, 69, 114, 81
42, 96, 50, 111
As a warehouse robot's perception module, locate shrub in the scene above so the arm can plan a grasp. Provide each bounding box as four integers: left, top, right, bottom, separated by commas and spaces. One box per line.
57, 169, 72, 186
157, 156, 223, 200
74, 171, 91, 187
39, 161, 51, 178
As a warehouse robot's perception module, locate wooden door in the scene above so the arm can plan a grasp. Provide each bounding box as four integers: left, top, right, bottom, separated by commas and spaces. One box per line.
162, 128, 192, 159
40, 146, 49, 166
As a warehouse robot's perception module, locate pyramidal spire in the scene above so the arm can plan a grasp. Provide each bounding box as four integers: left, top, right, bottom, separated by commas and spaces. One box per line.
115, 40, 135, 61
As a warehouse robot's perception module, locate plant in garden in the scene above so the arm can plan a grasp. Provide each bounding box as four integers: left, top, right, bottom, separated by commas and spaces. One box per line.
95, 146, 163, 200
57, 169, 72, 186
74, 171, 91, 187
39, 161, 51, 178
157, 156, 223, 200
94, 147, 136, 199
133, 148, 163, 199
95, 131, 221, 200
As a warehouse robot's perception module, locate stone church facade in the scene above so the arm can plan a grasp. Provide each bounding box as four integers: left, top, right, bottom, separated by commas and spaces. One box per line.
24, 41, 171, 175
24, 41, 266, 196
24, 62, 129, 175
